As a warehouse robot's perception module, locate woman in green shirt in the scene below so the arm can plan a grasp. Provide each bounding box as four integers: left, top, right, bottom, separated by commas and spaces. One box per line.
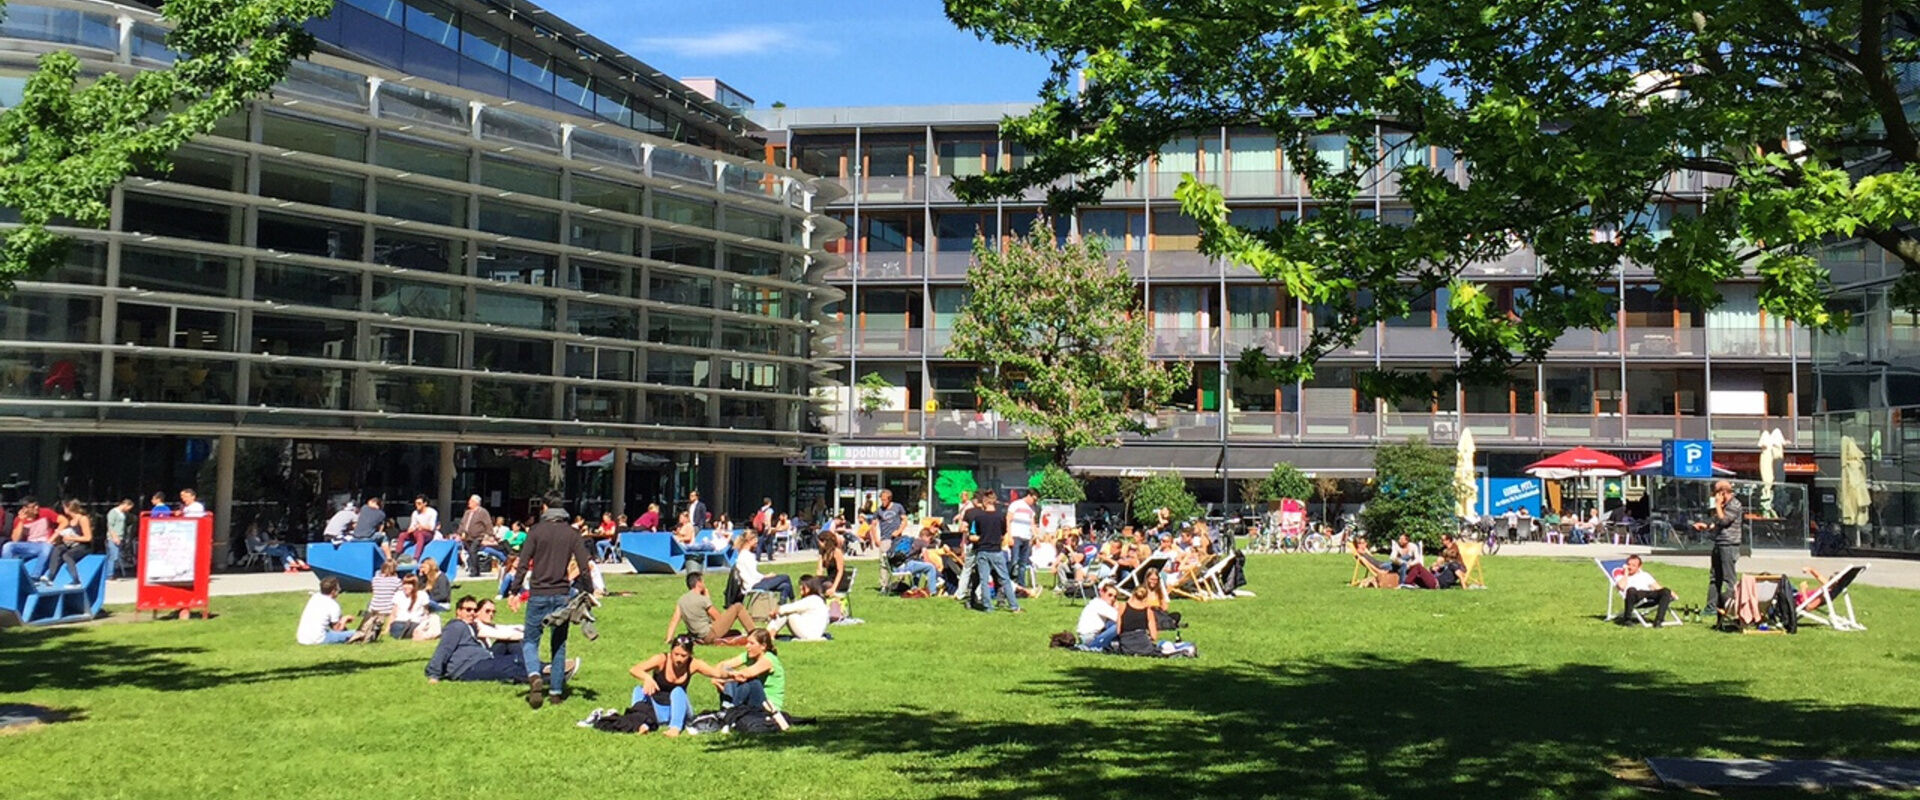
713, 628, 786, 713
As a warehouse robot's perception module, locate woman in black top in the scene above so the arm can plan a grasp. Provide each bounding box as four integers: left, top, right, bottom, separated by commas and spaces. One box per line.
1114, 585, 1162, 656
627, 636, 726, 736
816, 530, 847, 597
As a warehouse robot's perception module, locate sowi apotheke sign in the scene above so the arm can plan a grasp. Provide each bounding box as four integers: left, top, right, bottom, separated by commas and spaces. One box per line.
785, 444, 928, 469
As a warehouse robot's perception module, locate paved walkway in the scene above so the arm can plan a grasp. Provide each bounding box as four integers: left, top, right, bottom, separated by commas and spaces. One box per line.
102, 542, 1920, 604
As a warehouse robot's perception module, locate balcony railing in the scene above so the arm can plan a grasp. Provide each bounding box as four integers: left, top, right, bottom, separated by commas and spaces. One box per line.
930, 250, 974, 278
855, 252, 922, 280
1302, 326, 1378, 358
1463, 248, 1537, 277
854, 328, 923, 356
1379, 327, 1457, 358
1152, 327, 1221, 356
1707, 327, 1801, 358
1148, 250, 1219, 278
847, 410, 922, 438
1221, 170, 1302, 198
1226, 411, 1297, 440
926, 327, 955, 356
1622, 327, 1704, 357
1223, 328, 1299, 355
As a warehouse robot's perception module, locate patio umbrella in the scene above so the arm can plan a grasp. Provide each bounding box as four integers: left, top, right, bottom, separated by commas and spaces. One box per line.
1757, 428, 1786, 516
1626, 454, 1734, 476
1839, 435, 1871, 526
1454, 428, 1478, 518
1526, 446, 1627, 517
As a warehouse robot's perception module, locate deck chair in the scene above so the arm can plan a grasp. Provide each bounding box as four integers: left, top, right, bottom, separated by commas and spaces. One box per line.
1596, 558, 1684, 627
1457, 540, 1487, 589
1795, 564, 1868, 632
1352, 552, 1398, 588
1181, 553, 1243, 600
1116, 555, 1168, 592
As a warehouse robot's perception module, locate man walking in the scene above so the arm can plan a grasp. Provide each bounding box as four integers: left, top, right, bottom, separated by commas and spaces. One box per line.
509, 494, 592, 709
873, 489, 906, 554
457, 494, 494, 577
1693, 480, 1744, 621
105, 498, 134, 578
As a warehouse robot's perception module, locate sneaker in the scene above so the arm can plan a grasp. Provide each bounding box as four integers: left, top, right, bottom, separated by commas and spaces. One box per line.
64, 582, 83, 590
576, 708, 610, 728
527, 674, 546, 709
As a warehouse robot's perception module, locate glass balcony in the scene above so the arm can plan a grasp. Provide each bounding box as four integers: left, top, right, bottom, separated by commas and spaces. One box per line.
854, 328, 924, 356
1128, 411, 1222, 442
1148, 250, 1220, 278
1152, 327, 1221, 357
1708, 415, 1802, 445
1543, 414, 1624, 446
1623, 328, 1705, 357
1462, 248, 1536, 277
1379, 328, 1457, 358
856, 252, 923, 280
926, 327, 954, 356
926, 409, 998, 439
930, 250, 975, 278
1299, 412, 1377, 440
860, 175, 923, 204
1707, 327, 1801, 358
1551, 329, 1623, 358
1226, 411, 1296, 440
1462, 413, 1540, 443
1221, 170, 1301, 198
1305, 326, 1378, 358
1222, 328, 1299, 356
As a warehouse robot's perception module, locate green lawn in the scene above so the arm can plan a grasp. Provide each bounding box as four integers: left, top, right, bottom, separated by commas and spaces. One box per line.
3, 555, 1919, 799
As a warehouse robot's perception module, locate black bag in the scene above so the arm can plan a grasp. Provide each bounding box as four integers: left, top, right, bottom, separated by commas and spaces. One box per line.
722, 704, 781, 734
592, 702, 659, 734
686, 710, 727, 735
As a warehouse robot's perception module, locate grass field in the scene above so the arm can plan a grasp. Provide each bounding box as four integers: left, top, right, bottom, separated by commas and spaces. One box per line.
3, 554, 1919, 799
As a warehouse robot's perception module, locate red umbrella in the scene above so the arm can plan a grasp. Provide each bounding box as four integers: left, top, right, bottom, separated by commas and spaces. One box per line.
1523, 446, 1628, 480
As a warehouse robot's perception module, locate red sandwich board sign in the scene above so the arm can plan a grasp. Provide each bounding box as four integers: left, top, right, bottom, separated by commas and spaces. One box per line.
137, 513, 212, 617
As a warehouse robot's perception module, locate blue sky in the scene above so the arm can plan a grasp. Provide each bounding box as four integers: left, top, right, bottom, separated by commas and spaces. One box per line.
534, 0, 1055, 108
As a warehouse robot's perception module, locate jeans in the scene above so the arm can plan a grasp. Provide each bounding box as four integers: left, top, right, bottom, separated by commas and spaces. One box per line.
1009, 537, 1033, 586
1707, 543, 1739, 615
263, 544, 299, 571
1623, 588, 1675, 626
474, 547, 507, 574
752, 574, 795, 603
720, 677, 770, 711
42, 542, 87, 584
632, 686, 691, 731
105, 539, 122, 579
459, 651, 527, 682
595, 539, 616, 561
976, 550, 1020, 611
497, 572, 518, 599
2, 541, 51, 576
958, 549, 981, 605
400, 530, 433, 560
756, 533, 780, 559
903, 560, 939, 589
1081, 620, 1118, 652
521, 593, 572, 695
319, 629, 353, 645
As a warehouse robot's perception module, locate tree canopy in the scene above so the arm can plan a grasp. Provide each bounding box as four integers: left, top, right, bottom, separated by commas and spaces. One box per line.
945, 0, 1920, 395
0, 0, 331, 291
1360, 439, 1458, 549
949, 223, 1191, 467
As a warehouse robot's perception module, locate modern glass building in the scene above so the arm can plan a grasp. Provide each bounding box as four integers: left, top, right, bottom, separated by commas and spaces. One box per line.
753, 105, 1817, 522
0, 0, 844, 549
1812, 247, 1920, 555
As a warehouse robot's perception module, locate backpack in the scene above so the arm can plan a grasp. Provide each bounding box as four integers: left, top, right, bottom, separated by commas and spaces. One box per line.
686, 711, 727, 735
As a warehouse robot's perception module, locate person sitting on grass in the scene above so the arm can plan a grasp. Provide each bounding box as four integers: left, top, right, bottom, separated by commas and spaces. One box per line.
816, 530, 848, 597
713, 628, 787, 717
496, 554, 523, 599
365, 560, 402, 629
628, 635, 730, 736
1140, 569, 1182, 630
1075, 581, 1121, 652
419, 558, 452, 612
1612, 555, 1676, 627
389, 574, 443, 641
734, 531, 795, 602
665, 571, 756, 645
296, 577, 355, 645
767, 575, 832, 641
472, 598, 525, 650
1114, 584, 1190, 657
427, 596, 530, 683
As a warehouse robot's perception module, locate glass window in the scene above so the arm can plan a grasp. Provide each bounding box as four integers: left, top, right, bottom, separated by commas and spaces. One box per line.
51, 241, 106, 286
375, 181, 466, 226
652, 193, 715, 228
727, 284, 784, 317
252, 313, 356, 359
473, 378, 552, 419
552, 62, 593, 112
282, 60, 369, 109
935, 212, 994, 253
647, 352, 710, 386
480, 157, 560, 198
725, 248, 785, 278
371, 373, 459, 414
508, 39, 552, 90
724, 209, 783, 242
374, 228, 465, 274
865, 142, 923, 177
0, 293, 99, 342
1151, 210, 1200, 250
648, 313, 712, 348
937, 139, 993, 177
566, 260, 627, 295
645, 389, 708, 425
459, 19, 511, 72
115, 302, 235, 350
371, 326, 457, 366
720, 323, 789, 356
476, 246, 554, 285
566, 386, 630, 423
479, 107, 562, 151
376, 82, 469, 130
796, 143, 847, 178
1228, 207, 1279, 231
259, 211, 363, 260
570, 219, 631, 252
130, 23, 177, 63
574, 177, 640, 215
474, 334, 551, 374
1229, 134, 1278, 171
255, 262, 360, 310
261, 114, 367, 161
570, 128, 642, 170
649, 233, 714, 269
652, 149, 714, 184
478, 200, 559, 241
0, 7, 121, 50
1309, 134, 1349, 173
342, 0, 404, 25
375, 136, 468, 181
247, 364, 352, 410
649, 272, 712, 307
370, 277, 460, 320
403, 0, 458, 47
722, 359, 785, 393
122, 194, 236, 245
594, 89, 634, 128
565, 345, 633, 380
568, 301, 636, 338
120, 247, 241, 296
475, 290, 553, 329
261, 160, 366, 210
147, 146, 241, 192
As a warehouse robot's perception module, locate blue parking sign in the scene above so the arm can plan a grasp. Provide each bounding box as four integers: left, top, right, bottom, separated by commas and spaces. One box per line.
1663, 439, 1713, 479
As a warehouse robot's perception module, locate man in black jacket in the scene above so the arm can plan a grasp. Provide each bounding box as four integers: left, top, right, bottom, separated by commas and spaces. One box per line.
509, 495, 592, 708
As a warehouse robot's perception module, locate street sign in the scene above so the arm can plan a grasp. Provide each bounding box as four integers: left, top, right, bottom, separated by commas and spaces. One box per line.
1663, 439, 1714, 479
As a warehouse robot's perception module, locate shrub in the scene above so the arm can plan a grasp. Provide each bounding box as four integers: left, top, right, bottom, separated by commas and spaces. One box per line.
1130, 471, 1201, 526
1358, 439, 1457, 551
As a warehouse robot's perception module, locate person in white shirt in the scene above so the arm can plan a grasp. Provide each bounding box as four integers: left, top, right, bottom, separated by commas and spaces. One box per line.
178, 488, 207, 518
732, 532, 794, 602
402, 494, 439, 562
1006, 490, 1038, 590
321, 501, 357, 542
389, 574, 442, 640
297, 578, 354, 645
1075, 582, 1121, 651
1612, 555, 1675, 627
767, 575, 832, 641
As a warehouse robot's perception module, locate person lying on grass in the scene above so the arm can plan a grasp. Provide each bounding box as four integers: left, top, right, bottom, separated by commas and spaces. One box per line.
665, 571, 755, 645
628, 635, 730, 737
427, 596, 530, 683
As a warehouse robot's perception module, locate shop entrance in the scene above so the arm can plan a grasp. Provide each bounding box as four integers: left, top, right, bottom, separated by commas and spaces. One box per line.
835, 471, 885, 522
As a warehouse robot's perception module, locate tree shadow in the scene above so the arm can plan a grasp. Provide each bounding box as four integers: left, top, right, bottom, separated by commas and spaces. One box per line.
0, 626, 416, 693
710, 655, 1920, 798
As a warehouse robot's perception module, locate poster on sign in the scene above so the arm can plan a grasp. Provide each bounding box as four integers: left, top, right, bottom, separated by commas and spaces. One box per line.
1041, 503, 1077, 532
1279, 498, 1306, 535
144, 518, 200, 584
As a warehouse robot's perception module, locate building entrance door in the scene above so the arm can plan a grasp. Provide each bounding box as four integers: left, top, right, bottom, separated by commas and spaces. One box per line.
836, 471, 884, 523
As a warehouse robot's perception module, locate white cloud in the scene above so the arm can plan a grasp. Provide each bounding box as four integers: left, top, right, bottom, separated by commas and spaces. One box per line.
638, 26, 816, 59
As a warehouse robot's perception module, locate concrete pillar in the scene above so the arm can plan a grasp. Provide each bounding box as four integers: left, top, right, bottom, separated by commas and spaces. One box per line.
437, 440, 456, 530
213, 434, 236, 566
713, 453, 733, 518
611, 446, 629, 520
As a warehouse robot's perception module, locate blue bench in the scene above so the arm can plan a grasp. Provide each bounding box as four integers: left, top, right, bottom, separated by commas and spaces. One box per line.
308, 539, 461, 593
0, 554, 107, 625
620, 532, 685, 574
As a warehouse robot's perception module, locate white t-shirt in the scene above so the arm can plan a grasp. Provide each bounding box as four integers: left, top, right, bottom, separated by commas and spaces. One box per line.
409, 507, 439, 533
776, 594, 830, 640
391, 589, 434, 624
1008, 500, 1037, 540
1076, 597, 1119, 640
322, 507, 357, 540
296, 593, 342, 645
1619, 570, 1658, 593
735, 550, 765, 586
180, 501, 207, 518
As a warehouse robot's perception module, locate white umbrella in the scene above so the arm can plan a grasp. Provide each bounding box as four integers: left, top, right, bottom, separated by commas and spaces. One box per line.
1454, 428, 1479, 518
1757, 427, 1786, 516
1839, 435, 1871, 527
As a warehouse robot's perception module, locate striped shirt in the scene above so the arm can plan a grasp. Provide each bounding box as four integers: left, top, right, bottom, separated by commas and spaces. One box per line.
368, 575, 402, 613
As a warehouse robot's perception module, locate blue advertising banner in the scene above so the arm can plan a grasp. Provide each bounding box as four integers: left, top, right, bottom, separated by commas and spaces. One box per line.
1663, 439, 1714, 479
1481, 477, 1544, 517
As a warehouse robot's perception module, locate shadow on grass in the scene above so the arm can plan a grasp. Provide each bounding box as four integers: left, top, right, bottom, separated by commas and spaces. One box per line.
0, 626, 417, 693
716, 655, 1920, 799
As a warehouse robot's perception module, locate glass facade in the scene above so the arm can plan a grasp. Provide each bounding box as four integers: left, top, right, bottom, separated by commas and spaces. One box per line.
1813, 266, 1920, 554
